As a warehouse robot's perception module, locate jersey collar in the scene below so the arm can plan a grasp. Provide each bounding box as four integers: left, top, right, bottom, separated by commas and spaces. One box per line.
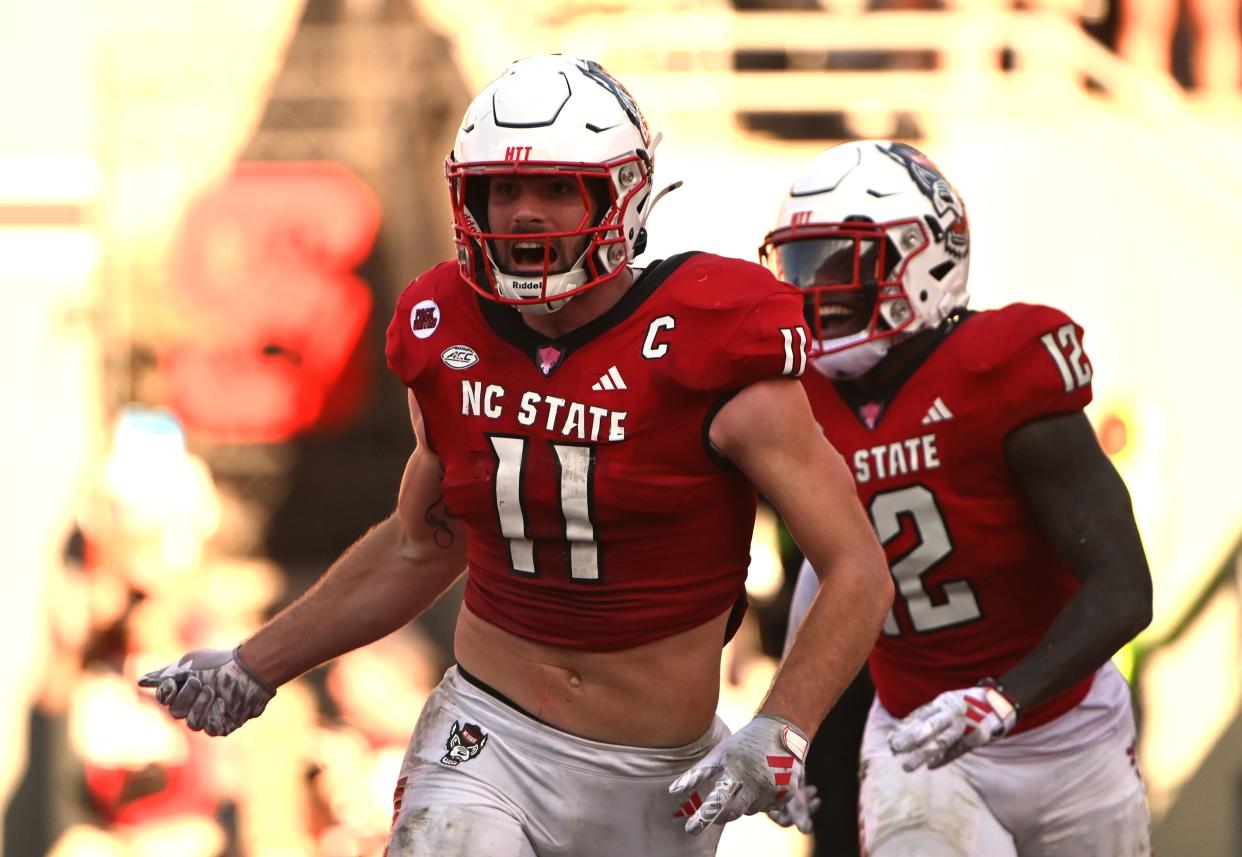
476, 251, 700, 376
836, 309, 974, 429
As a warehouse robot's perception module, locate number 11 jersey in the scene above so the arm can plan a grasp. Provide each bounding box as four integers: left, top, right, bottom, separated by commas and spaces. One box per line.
386, 252, 809, 653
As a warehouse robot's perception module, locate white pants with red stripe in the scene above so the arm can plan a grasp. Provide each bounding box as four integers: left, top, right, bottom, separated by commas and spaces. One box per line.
385, 665, 731, 857
859, 684, 1151, 857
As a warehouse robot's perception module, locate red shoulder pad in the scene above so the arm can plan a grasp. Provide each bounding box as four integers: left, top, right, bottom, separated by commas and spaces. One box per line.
384, 261, 461, 387
960, 303, 1093, 434
668, 254, 810, 392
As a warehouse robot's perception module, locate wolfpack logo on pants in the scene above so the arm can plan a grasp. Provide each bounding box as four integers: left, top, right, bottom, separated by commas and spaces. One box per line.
440, 720, 489, 767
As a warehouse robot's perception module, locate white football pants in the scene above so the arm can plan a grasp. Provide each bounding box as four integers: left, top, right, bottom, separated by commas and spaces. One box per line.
385, 665, 731, 857
860, 697, 1151, 857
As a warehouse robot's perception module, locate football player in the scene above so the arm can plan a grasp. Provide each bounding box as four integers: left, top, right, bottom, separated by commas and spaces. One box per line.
138, 56, 892, 856
766, 140, 1153, 856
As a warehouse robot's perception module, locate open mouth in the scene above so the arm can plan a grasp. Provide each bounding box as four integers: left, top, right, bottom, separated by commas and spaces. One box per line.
507, 239, 558, 273
810, 298, 869, 340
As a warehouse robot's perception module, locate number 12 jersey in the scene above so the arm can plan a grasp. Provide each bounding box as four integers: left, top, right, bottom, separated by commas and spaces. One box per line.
801, 303, 1097, 734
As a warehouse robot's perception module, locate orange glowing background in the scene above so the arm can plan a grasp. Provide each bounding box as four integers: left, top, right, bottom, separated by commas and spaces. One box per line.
3, 1, 1242, 855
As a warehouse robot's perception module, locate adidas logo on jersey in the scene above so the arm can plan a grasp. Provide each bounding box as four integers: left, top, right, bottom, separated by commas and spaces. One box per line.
592, 366, 627, 391
921, 397, 954, 425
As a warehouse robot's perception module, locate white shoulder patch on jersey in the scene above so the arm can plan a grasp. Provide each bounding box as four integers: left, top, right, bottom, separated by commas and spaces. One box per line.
411, 299, 441, 339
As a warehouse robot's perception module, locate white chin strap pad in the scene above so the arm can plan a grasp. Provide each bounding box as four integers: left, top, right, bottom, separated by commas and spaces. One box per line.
494, 264, 589, 315
811, 333, 891, 379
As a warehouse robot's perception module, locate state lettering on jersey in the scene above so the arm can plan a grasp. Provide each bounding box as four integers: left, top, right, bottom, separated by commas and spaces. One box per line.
461, 380, 627, 442
852, 433, 941, 483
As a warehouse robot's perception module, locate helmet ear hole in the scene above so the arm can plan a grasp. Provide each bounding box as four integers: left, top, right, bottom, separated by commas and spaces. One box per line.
928, 261, 954, 281
633, 227, 647, 256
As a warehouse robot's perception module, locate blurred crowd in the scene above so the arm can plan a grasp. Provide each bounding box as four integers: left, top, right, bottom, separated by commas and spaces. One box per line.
5, 407, 451, 857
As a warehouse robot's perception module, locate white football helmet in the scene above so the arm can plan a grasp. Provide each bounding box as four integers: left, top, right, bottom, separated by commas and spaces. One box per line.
447, 55, 656, 314
759, 140, 970, 379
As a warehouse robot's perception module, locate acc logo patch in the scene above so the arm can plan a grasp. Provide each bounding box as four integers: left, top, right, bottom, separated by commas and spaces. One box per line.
410, 299, 441, 340
441, 345, 479, 370
441, 720, 489, 767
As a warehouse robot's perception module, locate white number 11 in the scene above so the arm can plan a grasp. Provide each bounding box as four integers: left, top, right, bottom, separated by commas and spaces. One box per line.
489, 435, 601, 581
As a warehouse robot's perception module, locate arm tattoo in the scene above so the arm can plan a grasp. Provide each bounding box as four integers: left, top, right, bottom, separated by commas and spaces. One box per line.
425, 496, 457, 549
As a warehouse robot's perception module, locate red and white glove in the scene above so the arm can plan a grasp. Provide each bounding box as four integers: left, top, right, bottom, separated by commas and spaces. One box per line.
669, 714, 809, 835
888, 681, 1017, 771
138, 647, 274, 737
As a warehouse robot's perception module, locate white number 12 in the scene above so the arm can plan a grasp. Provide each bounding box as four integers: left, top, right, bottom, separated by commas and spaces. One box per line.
870, 485, 982, 635
1040, 323, 1092, 392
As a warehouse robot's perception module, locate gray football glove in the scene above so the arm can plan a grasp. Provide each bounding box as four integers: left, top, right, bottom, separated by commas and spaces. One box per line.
766, 784, 821, 833
669, 714, 809, 834
889, 683, 1017, 771
138, 647, 274, 737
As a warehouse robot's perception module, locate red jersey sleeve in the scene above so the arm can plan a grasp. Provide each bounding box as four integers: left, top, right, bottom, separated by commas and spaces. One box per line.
962, 303, 1093, 437
674, 256, 810, 392
384, 262, 459, 388
383, 284, 415, 385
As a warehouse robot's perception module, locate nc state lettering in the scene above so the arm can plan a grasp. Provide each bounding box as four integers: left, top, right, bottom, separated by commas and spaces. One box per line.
461, 380, 626, 441
852, 434, 941, 483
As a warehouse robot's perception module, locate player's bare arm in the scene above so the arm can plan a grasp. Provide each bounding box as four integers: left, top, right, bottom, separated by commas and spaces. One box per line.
996, 409, 1153, 712
709, 377, 892, 733
665, 376, 889, 834
237, 390, 467, 687
138, 391, 468, 735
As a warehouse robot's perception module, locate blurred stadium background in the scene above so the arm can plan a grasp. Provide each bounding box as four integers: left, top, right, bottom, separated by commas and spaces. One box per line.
3, 0, 1241, 854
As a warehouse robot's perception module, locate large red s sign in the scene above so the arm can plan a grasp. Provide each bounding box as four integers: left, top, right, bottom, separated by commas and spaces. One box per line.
167, 162, 380, 442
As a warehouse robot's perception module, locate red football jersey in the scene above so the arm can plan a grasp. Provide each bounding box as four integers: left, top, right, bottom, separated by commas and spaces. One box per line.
802, 303, 1096, 733
386, 252, 809, 651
